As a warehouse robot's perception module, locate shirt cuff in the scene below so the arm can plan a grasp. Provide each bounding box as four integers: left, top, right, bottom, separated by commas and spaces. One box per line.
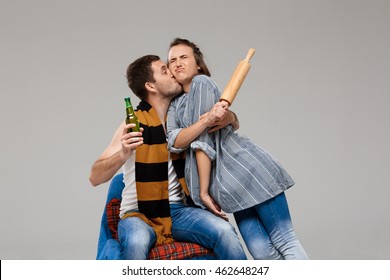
190, 140, 216, 160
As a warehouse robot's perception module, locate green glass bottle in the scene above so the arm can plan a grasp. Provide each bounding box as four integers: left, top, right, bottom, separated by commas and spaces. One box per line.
124, 97, 140, 132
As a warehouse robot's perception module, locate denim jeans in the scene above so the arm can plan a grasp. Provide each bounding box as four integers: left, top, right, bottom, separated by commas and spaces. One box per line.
118, 203, 247, 260
170, 203, 246, 260
118, 216, 157, 259
233, 192, 309, 260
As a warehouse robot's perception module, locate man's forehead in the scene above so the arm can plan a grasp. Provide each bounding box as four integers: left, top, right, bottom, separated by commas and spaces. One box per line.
152, 60, 167, 69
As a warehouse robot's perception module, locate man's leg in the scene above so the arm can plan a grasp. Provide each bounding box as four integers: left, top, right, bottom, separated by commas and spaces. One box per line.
170, 203, 247, 260
117, 216, 156, 259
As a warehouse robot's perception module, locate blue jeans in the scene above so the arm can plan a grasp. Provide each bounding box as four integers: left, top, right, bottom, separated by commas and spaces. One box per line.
118, 203, 247, 260
118, 216, 156, 259
233, 192, 309, 260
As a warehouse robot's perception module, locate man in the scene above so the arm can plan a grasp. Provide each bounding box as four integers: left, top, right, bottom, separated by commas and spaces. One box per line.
89, 55, 246, 260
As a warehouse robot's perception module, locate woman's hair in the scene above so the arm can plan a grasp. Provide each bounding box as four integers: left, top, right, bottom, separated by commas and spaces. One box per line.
169, 38, 211, 77
126, 55, 160, 100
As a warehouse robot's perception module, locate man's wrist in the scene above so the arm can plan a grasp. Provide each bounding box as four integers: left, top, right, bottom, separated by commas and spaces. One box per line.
118, 149, 130, 164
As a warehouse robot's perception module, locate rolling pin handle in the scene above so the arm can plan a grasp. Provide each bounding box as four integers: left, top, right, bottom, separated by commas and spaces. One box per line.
245, 48, 256, 62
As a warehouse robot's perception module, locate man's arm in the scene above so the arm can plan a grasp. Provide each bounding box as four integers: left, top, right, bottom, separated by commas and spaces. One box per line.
89, 123, 143, 187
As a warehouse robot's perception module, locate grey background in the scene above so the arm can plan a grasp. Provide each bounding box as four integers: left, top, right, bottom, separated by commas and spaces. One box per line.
1, 0, 389, 260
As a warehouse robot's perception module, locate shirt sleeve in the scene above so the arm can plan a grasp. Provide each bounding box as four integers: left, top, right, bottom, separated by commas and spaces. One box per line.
167, 98, 186, 154
187, 76, 221, 160
167, 75, 221, 160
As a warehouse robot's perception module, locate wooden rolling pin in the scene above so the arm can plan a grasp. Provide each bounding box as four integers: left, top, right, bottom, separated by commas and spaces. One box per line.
220, 48, 255, 106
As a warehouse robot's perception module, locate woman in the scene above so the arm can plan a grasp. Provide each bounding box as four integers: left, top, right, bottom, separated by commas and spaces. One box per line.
166, 38, 309, 260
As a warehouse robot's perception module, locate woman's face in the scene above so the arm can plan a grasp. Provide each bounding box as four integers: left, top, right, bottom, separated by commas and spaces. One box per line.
168, 44, 199, 92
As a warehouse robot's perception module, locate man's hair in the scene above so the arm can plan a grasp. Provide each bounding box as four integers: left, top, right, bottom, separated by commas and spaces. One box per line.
126, 55, 160, 100
169, 38, 211, 77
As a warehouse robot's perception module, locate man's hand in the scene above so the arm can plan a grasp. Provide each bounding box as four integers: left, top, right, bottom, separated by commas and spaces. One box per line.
120, 123, 144, 160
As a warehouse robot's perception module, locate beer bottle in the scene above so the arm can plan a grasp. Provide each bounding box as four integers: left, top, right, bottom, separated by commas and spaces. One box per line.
124, 97, 140, 132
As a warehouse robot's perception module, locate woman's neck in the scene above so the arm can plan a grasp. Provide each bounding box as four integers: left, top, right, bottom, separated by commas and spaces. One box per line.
183, 83, 191, 93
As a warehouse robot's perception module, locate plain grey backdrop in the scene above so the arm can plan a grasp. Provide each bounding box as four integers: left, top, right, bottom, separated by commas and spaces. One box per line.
1, 0, 389, 260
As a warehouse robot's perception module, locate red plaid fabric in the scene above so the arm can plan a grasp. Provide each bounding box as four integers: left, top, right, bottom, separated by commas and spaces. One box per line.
106, 198, 214, 260
148, 241, 213, 260
106, 198, 121, 240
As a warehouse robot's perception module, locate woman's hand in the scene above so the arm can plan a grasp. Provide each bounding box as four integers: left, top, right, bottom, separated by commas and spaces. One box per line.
200, 101, 228, 127
207, 110, 237, 133
200, 193, 228, 221
201, 100, 239, 133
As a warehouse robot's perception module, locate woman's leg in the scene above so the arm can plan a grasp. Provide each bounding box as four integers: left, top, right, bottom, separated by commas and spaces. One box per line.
253, 193, 309, 260
234, 207, 284, 260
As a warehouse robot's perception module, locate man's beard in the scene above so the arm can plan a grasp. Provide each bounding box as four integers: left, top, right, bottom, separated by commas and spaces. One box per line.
169, 84, 183, 97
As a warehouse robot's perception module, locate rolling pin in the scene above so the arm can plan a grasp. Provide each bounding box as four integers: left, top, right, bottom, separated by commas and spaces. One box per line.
220, 48, 255, 106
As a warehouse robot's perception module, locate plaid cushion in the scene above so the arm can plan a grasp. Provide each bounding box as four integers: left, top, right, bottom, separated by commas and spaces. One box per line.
148, 241, 213, 260
106, 198, 121, 240
106, 198, 214, 260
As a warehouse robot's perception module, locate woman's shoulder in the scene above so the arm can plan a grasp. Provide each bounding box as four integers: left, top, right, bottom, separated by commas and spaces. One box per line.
170, 92, 186, 105
192, 75, 218, 88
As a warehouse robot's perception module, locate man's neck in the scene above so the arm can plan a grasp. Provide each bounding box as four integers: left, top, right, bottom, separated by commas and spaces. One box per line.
146, 97, 171, 125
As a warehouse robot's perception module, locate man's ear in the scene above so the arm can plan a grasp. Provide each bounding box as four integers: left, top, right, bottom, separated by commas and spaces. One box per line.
145, 82, 156, 92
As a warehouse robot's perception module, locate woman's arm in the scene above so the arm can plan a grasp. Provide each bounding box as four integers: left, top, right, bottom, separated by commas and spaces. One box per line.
172, 101, 228, 149
171, 115, 211, 149
168, 76, 239, 150
208, 107, 239, 133
173, 98, 241, 149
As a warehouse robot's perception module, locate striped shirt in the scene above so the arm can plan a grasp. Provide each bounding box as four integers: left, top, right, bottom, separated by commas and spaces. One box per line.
167, 75, 294, 213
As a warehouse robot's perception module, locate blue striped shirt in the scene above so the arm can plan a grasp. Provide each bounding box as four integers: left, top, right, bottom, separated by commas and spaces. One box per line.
167, 75, 294, 213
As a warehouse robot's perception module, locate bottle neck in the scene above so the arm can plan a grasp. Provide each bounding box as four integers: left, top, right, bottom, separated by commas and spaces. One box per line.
125, 98, 135, 112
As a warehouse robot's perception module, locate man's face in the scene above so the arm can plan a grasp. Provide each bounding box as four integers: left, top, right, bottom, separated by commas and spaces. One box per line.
150, 60, 182, 98
168, 44, 199, 88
